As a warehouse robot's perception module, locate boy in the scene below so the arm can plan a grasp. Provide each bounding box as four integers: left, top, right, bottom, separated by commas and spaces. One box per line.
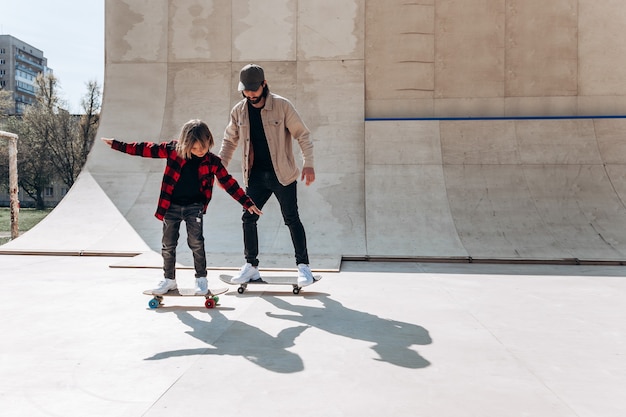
102, 119, 262, 295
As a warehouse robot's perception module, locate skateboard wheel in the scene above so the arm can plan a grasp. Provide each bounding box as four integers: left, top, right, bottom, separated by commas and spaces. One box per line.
205, 298, 216, 309
148, 298, 160, 309
292, 287, 300, 295
237, 287, 245, 294
212, 295, 220, 304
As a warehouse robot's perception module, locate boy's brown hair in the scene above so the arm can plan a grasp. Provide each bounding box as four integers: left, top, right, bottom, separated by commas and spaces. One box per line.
176, 119, 214, 159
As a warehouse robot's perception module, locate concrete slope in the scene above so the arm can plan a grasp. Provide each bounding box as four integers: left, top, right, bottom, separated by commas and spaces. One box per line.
3, 0, 626, 263
365, 117, 626, 261
1, 2, 365, 270
7, 115, 626, 263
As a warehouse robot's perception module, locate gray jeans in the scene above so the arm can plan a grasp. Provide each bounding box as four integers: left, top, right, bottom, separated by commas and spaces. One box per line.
162, 203, 206, 279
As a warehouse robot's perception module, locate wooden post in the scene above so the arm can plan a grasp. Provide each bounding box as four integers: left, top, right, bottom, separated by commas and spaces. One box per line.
0, 130, 19, 239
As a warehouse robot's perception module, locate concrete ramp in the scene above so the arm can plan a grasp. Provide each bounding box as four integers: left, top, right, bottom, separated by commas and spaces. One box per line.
365, 117, 626, 262
6, 115, 626, 264
3, 0, 626, 264
1, 59, 358, 269
1, 2, 365, 270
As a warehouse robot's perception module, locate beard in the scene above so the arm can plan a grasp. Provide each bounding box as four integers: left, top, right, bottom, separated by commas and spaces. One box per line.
243, 85, 269, 104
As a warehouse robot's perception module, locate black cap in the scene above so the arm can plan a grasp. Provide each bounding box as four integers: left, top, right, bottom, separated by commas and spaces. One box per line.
238, 64, 265, 91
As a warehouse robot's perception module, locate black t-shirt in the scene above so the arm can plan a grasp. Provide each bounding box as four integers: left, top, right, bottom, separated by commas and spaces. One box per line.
171, 155, 204, 205
248, 101, 274, 172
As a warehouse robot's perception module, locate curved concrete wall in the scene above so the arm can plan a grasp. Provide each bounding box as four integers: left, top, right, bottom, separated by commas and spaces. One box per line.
5, 0, 626, 264
366, 118, 626, 260
366, 0, 626, 118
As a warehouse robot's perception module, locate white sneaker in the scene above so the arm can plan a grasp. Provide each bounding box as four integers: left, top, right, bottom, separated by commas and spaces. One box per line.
297, 264, 314, 286
152, 278, 177, 295
231, 263, 260, 284
195, 277, 208, 295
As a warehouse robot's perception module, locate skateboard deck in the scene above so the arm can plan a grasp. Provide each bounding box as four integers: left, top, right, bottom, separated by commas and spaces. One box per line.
142, 287, 228, 309
219, 274, 321, 294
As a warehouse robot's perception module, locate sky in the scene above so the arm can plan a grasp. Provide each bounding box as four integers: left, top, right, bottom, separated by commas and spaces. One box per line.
0, 0, 105, 113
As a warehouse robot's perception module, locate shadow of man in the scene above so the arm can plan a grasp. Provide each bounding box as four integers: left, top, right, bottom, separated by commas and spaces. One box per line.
264, 294, 432, 368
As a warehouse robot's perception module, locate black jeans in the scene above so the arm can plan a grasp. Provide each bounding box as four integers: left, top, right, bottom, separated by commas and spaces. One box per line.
243, 170, 309, 266
162, 203, 206, 279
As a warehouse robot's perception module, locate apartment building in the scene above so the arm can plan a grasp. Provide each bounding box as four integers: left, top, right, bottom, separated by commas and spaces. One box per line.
0, 34, 52, 115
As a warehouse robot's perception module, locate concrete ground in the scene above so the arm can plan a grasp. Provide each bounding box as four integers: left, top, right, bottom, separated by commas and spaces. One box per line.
1, 255, 625, 417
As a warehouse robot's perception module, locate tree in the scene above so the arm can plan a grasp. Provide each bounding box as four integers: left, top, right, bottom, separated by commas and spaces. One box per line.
24, 75, 101, 191
0, 88, 13, 120
0, 88, 13, 191
17, 74, 62, 208
2, 74, 102, 209
4, 114, 54, 209
78, 80, 101, 165
0, 140, 6, 192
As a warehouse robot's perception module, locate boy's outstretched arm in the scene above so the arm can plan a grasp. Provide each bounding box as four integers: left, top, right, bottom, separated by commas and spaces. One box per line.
99, 138, 170, 158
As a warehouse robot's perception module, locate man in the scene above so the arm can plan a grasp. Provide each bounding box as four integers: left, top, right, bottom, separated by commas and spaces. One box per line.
219, 63, 316, 286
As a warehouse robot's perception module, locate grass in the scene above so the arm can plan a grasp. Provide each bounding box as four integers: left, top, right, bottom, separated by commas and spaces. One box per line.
0, 207, 53, 245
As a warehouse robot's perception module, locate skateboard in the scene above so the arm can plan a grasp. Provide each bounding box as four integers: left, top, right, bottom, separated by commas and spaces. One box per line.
142, 287, 228, 309
219, 274, 322, 294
